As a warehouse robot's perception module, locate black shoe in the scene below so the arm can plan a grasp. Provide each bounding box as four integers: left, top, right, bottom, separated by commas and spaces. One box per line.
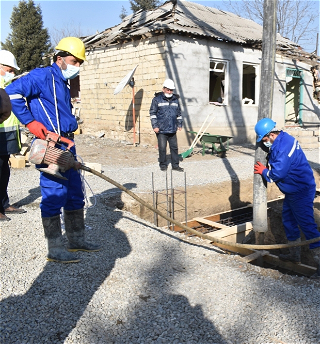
172, 167, 184, 172
160, 166, 167, 171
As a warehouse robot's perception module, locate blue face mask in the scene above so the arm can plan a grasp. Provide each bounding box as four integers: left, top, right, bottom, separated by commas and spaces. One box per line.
263, 141, 272, 148
61, 59, 80, 80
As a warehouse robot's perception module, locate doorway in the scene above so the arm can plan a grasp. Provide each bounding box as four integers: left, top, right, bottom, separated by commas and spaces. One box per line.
285, 68, 303, 126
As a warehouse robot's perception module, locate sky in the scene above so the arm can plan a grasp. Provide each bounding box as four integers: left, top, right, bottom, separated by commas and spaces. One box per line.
1, 0, 319, 53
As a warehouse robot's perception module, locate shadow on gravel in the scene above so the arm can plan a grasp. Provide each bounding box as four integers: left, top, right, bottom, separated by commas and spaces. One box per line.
86, 242, 228, 343
11, 185, 41, 208
0, 192, 131, 343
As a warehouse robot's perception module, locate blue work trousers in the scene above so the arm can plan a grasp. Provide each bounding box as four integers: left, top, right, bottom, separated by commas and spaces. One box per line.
157, 132, 179, 168
282, 186, 320, 249
40, 167, 84, 218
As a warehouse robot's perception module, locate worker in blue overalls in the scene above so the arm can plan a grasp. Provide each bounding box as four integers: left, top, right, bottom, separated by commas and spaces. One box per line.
6, 37, 101, 263
254, 118, 320, 279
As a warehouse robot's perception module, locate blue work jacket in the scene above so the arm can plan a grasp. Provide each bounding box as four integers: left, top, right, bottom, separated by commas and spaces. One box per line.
149, 92, 182, 134
262, 131, 315, 195
5, 63, 77, 134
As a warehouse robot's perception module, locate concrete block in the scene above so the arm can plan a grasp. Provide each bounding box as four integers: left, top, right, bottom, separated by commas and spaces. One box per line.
82, 162, 102, 176
9, 155, 25, 168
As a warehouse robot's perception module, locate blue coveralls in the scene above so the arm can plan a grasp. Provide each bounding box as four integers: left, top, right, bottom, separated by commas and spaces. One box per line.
261, 131, 320, 249
5, 63, 84, 217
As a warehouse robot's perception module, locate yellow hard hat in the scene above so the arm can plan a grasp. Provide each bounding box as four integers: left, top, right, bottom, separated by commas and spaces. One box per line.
55, 37, 86, 61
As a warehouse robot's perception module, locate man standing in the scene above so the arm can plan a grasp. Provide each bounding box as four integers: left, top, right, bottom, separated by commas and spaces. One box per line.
254, 118, 320, 278
0, 50, 26, 221
6, 37, 100, 263
150, 79, 183, 172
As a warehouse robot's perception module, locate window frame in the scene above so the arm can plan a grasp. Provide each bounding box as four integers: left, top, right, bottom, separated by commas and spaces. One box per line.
209, 58, 229, 105
242, 62, 259, 106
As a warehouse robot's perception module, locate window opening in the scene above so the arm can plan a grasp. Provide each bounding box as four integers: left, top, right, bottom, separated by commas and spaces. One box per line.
242, 64, 256, 105
209, 59, 227, 104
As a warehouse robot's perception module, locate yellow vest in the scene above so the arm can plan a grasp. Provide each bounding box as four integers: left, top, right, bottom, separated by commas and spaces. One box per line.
0, 76, 21, 149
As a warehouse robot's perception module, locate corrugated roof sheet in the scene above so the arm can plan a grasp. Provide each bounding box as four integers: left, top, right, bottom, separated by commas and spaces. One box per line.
83, 0, 318, 63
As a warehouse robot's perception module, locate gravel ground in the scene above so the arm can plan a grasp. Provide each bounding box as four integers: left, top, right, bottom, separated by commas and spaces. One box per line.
1, 137, 320, 344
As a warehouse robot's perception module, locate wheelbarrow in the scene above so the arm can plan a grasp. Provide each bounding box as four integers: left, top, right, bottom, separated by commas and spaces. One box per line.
179, 115, 215, 159
187, 131, 233, 157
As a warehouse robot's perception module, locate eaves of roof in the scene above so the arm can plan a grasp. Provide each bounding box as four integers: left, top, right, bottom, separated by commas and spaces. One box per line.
82, 0, 319, 65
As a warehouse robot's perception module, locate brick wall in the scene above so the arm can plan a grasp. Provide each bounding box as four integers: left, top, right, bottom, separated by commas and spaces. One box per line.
80, 34, 167, 144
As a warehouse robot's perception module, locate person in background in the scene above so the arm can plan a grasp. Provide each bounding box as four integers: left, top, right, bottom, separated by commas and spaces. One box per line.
5, 37, 100, 263
0, 50, 26, 221
150, 79, 183, 172
254, 118, 320, 279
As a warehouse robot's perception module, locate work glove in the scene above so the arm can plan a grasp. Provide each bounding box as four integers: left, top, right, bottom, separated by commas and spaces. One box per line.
26, 120, 47, 140
254, 161, 267, 175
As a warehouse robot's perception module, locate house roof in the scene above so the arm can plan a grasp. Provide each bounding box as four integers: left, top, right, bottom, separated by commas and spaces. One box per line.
83, 0, 319, 64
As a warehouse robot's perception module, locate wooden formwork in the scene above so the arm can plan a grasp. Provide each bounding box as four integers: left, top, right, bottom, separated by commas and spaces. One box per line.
169, 199, 318, 277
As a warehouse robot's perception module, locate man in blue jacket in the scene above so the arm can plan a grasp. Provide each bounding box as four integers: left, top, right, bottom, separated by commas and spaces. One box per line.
5, 37, 100, 263
254, 118, 320, 278
150, 79, 183, 172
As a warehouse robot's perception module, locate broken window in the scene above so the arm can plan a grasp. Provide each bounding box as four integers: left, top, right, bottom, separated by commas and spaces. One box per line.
209, 59, 227, 104
242, 64, 256, 105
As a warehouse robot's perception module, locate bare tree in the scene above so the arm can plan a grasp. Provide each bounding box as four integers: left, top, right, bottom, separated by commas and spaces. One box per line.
224, 0, 319, 52
50, 22, 93, 47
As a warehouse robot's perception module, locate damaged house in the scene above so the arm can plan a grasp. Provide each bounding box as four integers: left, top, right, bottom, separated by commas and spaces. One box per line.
78, 0, 320, 145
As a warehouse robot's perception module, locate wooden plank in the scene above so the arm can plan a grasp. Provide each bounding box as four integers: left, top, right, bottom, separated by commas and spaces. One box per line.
194, 220, 253, 239
212, 242, 317, 277
241, 250, 269, 263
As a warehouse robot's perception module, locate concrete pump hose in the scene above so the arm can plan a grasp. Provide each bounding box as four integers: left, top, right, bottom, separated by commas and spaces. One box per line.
81, 166, 320, 250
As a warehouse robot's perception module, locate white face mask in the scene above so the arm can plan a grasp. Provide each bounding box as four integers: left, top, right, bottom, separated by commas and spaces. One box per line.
1, 67, 14, 84
164, 93, 173, 98
61, 58, 80, 80
263, 141, 272, 148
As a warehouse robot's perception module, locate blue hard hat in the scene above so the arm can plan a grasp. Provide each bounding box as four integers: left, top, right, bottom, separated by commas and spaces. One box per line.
255, 118, 276, 142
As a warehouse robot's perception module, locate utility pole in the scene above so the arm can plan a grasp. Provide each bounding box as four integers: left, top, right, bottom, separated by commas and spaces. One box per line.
253, 0, 278, 244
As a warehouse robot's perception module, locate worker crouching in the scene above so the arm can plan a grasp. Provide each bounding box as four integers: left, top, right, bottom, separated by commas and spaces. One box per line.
5, 37, 101, 263
254, 118, 320, 278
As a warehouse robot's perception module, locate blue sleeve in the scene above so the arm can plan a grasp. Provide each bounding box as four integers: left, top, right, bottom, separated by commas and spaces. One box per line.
262, 150, 291, 183
5, 70, 44, 125
149, 97, 158, 129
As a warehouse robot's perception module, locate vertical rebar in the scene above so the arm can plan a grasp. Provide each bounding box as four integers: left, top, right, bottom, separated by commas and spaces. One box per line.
155, 191, 159, 226
152, 172, 156, 225
166, 170, 169, 229
171, 168, 174, 231
184, 171, 187, 225
168, 196, 172, 230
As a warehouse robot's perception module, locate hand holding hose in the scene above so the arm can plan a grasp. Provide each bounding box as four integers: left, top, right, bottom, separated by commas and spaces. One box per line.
254, 161, 267, 175
26, 120, 48, 140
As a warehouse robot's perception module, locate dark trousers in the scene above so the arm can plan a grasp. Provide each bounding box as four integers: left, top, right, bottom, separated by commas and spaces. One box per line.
156, 133, 180, 168
0, 155, 10, 214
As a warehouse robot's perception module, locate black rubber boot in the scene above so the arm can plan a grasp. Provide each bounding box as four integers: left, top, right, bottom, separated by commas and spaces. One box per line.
64, 208, 101, 252
42, 215, 80, 263
279, 238, 301, 264
310, 246, 320, 279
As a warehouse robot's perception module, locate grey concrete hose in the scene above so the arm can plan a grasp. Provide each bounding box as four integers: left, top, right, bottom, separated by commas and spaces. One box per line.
82, 166, 320, 250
